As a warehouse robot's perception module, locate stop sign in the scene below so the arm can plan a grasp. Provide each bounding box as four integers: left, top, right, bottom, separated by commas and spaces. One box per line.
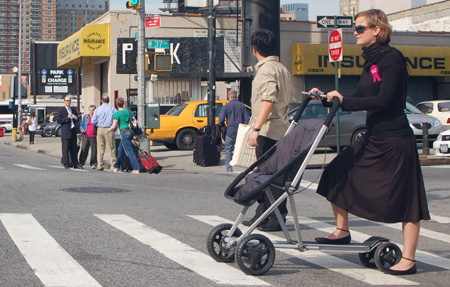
329, 29, 343, 62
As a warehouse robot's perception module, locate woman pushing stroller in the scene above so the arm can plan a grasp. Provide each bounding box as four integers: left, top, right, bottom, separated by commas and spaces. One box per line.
309, 9, 430, 275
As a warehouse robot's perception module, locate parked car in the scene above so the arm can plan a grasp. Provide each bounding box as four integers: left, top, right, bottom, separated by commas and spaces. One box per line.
0, 121, 12, 133
433, 129, 450, 156
42, 119, 81, 137
416, 100, 450, 131
36, 123, 49, 136
288, 101, 367, 150
147, 100, 251, 150
405, 102, 442, 143
288, 101, 442, 150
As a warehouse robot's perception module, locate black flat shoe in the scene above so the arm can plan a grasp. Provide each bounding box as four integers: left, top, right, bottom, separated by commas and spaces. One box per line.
383, 264, 417, 275
315, 228, 351, 244
315, 234, 351, 244
242, 220, 253, 227
383, 257, 417, 275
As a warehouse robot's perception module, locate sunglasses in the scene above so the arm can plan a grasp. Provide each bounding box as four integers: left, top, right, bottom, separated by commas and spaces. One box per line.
354, 25, 372, 34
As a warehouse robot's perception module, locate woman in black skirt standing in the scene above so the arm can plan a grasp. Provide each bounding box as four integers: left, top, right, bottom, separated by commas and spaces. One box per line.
310, 9, 430, 275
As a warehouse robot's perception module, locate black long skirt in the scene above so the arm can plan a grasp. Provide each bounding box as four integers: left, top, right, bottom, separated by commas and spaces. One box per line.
317, 133, 430, 223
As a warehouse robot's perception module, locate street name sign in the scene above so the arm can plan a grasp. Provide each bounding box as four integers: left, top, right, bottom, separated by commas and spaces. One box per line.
317, 16, 353, 28
329, 29, 343, 62
147, 40, 170, 49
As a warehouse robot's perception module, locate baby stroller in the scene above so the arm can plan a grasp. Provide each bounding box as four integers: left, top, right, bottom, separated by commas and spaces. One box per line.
206, 93, 402, 275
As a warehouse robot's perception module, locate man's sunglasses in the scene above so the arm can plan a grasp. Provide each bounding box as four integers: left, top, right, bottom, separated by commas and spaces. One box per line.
354, 25, 372, 34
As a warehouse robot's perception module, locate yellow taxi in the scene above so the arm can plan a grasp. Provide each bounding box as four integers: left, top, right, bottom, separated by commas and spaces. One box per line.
146, 100, 250, 150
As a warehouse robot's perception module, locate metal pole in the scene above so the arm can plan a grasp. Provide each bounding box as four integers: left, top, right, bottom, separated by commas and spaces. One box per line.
334, 16, 341, 153
207, 0, 216, 137
18, 0, 23, 140
422, 123, 430, 155
137, 1, 149, 152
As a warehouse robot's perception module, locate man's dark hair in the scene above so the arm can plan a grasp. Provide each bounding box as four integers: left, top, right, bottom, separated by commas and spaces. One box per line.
250, 29, 276, 57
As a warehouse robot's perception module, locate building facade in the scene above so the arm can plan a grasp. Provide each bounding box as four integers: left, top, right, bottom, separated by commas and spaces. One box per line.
281, 3, 308, 21
0, 1, 20, 74
339, 0, 358, 16
56, 0, 109, 41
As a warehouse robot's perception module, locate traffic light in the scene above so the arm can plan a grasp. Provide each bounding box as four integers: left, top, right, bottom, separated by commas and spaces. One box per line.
154, 54, 172, 72
126, 0, 140, 10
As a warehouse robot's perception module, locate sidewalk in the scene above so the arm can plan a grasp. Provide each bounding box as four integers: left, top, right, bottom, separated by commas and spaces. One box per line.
1, 133, 449, 173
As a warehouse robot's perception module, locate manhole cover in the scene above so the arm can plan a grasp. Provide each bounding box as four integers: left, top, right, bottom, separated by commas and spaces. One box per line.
62, 187, 131, 193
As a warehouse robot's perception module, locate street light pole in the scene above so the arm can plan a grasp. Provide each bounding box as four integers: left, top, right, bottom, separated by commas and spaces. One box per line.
18, 0, 23, 140
206, 0, 216, 137
137, 1, 149, 152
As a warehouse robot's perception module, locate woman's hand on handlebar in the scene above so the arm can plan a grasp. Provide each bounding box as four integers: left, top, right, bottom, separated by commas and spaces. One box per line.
327, 90, 344, 103
308, 87, 324, 100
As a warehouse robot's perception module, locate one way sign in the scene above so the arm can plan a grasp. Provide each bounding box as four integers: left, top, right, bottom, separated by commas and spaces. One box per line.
317, 16, 353, 28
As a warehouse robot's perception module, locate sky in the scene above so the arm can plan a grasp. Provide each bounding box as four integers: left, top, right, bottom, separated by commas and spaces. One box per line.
109, 0, 340, 21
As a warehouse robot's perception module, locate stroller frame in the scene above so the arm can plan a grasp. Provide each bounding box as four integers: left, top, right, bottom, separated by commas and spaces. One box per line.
207, 95, 402, 275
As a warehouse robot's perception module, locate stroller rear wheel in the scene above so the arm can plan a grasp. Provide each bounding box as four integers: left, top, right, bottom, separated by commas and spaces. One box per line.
235, 234, 275, 276
207, 223, 242, 262
374, 242, 402, 271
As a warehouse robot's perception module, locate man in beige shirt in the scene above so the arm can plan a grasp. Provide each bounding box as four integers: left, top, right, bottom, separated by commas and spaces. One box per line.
244, 29, 292, 232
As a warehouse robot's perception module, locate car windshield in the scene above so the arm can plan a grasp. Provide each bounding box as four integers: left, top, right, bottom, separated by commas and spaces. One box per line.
166, 103, 188, 116
405, 102, 422, 114
438, 102, 450, 112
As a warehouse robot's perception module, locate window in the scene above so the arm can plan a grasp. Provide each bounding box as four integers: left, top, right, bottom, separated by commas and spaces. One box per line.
71, 11, 76, 15
71, 23, 76, 26
48, 24, 52, 27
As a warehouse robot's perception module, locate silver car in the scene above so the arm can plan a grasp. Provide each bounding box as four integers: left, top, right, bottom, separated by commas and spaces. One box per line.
289, 101, 442, 150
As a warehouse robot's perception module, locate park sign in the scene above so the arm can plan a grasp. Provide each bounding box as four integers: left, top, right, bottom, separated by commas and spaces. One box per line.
329, 29, 343, 62
317, 16, 353, 28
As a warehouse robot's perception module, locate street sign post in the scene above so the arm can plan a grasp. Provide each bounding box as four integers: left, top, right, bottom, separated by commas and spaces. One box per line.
317, 16, 353, 28
147, 40, 170, 49
328, 29, 343, 62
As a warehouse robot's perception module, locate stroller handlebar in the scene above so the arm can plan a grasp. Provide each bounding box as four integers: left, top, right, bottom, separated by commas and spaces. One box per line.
324, 97, 341, 128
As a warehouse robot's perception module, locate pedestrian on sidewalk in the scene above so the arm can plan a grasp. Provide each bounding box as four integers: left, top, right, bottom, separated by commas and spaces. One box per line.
57, 96, 82, 169
91, 95, 117, 171
219, 89, 249, 172
107, 97, 140, 174
78, 105, 97, 169
27, 111, 38, 144
310, 9, 430, 276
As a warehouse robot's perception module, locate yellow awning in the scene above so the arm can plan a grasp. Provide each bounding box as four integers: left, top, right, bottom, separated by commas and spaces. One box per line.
57, 24, 111, 68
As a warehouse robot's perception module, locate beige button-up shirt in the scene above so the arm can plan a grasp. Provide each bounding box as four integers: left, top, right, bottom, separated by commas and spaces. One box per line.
250, 56, 292, 140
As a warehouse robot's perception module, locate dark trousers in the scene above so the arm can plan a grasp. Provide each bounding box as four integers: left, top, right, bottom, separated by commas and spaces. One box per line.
251, 135, 288, 226
29, 131, 35, 144
62, 129, 79, 167
79, 136, 97, 166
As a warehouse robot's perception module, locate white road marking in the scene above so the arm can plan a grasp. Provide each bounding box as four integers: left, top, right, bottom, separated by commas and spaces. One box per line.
289, 216, 450, 270
0, 213, 101, 287
49, 165, 88, 171
95, 214, 269, 286
14, 164, 45, 170
426, 165, 450, 168
190, 215, 417, 286
429, 213, 450, 224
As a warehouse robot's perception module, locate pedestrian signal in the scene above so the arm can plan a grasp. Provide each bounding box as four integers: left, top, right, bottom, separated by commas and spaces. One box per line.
154, 54, 172, 72
126, 0, 140, 10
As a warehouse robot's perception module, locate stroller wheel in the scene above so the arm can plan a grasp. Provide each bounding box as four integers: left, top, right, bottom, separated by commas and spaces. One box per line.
207, 223, 242, 262
359, 250, 376, 268
235, 234, 275, 276
374, 242, 402, 271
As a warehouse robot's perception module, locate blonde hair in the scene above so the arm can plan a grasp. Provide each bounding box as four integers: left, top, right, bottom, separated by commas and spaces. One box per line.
355, 9, 392, 44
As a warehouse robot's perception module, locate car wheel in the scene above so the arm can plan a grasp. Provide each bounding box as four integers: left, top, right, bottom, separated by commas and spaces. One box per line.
56, 128, 62, 137
176, 128, 198, 150
351, 128, 367, 143
164, 142, 179, 150
2, 127, 7, 132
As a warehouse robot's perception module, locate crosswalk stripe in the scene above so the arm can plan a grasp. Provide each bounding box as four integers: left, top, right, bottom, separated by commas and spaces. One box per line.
13, 164, 45, 170
0, 213, 101, 287
289, 216, 450, 270
190, 215, 416, 286
427, 165, 450, 168
369, 221, 450, 244
48, 165, 88, 171
95, 214, 269, 286
429, 213, 450, 224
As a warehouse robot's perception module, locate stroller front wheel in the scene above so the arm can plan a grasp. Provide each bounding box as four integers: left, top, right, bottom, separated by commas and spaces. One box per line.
207, 223, 242, 262
374, 242, 402, 271
235, 234, 275, 276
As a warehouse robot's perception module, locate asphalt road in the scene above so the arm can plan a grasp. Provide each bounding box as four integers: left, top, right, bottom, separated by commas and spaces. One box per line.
0, 143, 449, 287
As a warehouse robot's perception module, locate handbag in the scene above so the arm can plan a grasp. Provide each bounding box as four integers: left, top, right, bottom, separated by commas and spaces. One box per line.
27, 120, 31, 125
128, 110, 142, 135
229, 124, 257, 168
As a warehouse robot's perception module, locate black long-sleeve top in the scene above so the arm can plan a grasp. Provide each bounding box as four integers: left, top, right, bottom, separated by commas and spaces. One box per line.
341, 46, 412, 138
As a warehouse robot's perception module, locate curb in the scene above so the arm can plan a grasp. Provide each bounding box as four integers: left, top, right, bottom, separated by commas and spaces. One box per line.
419, 156, 450, 166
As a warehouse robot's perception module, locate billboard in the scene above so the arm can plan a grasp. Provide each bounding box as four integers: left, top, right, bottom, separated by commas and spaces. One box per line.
33, 42, 79, 96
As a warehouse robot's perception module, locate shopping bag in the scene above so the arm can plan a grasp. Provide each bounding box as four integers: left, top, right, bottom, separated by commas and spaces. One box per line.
230, 124, 257, 168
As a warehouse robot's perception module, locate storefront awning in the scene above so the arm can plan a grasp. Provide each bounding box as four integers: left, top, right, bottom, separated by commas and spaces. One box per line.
57, 24, 110, 68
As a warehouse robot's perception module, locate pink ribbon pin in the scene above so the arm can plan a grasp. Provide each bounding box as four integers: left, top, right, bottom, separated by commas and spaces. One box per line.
370, 65, 382, 82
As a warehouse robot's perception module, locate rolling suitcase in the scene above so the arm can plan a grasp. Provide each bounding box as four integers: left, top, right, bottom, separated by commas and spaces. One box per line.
138, 150, 163, 174
193, 135, 220, 167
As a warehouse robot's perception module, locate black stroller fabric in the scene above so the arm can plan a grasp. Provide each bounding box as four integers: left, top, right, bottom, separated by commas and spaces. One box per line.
232, 118, 327, 206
